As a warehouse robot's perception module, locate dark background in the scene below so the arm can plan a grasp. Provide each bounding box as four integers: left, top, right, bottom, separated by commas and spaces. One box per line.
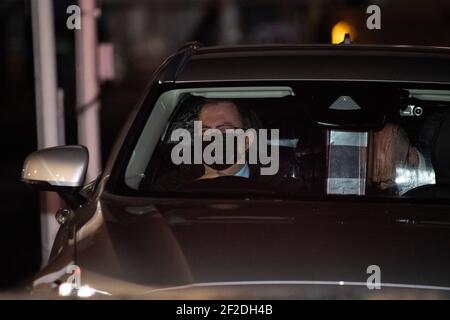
1, 0, 450, 289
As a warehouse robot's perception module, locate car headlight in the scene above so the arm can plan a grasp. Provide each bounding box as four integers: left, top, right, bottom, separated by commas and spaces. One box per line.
58, 282, 111, 298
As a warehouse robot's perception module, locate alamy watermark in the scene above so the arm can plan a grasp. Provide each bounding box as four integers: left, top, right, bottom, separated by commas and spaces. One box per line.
65, 4, 381, 31
366, 264, 381, 289
366, 5, 381, 30
66, 5, 81, 30
58, 263, 382, 297
170, 121, 280, 176
58, 264, 111, 297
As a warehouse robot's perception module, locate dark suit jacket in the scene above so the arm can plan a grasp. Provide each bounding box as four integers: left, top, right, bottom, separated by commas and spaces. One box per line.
141, 157, 309, 194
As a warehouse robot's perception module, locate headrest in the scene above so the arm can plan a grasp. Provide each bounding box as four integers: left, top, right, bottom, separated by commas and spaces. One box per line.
432, 111, 450, 184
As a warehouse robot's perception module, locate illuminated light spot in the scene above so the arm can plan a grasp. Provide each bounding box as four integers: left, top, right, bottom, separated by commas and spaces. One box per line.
339, 281, 345, 286
77, 285, 96, 298
58, 282, 73, 297
331, 21, 356, 44
395, 168, 436, 187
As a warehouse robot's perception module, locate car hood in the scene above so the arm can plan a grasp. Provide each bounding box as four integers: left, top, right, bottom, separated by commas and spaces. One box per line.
67, 194, 450, 298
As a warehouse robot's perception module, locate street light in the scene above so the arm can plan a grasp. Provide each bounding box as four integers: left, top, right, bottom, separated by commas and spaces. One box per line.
331, 21, 356, 44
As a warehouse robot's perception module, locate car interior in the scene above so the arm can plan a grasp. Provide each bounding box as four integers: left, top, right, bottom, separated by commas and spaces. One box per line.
123, 84, 450, 199
403, 110, 450, 198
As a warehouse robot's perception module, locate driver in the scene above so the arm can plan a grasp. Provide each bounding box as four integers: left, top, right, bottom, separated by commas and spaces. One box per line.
197, 100, 252, 180
147, 97, 297, 192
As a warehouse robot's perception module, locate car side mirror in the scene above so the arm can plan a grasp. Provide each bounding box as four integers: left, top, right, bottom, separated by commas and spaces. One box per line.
22, 145, 89, 207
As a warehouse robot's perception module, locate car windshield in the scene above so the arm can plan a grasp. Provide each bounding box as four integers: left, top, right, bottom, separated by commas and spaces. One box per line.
119, 82, 450, 200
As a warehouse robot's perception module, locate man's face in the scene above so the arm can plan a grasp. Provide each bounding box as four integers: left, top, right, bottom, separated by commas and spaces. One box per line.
198, 101, 244, 133
197, 101, 251, 173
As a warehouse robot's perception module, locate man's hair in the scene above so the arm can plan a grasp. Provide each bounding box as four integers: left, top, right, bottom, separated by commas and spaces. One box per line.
169, 94, 261, 137
195, 97, 260, 130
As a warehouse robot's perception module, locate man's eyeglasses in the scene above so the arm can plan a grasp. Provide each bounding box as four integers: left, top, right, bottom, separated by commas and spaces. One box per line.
201, 125, 243, 134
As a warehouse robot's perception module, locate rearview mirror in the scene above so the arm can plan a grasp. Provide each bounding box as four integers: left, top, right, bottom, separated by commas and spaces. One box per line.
22, 145, 89, 192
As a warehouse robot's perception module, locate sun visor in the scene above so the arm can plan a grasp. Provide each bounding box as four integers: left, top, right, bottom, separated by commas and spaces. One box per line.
189, 86, 295, 99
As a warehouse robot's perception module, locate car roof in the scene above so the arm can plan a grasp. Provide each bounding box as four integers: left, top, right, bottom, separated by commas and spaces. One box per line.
158, 43, 450, 85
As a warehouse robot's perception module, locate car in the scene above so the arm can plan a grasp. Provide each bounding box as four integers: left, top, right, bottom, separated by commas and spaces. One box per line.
21, 42, 450, 299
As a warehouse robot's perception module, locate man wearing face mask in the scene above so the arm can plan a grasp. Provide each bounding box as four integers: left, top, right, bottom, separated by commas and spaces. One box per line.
196, 100, 252, 180
192, 99, 308, 193
145, 97, 301, 192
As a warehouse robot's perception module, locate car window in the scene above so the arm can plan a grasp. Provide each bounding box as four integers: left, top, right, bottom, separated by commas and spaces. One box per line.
120, 82, 450, 200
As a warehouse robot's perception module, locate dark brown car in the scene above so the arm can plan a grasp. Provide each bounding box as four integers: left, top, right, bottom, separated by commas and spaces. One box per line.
22, 43, 450, 299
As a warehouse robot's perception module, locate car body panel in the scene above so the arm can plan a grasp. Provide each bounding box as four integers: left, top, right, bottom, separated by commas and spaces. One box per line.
158, 45, 450, 84
42, 192, 450, 299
